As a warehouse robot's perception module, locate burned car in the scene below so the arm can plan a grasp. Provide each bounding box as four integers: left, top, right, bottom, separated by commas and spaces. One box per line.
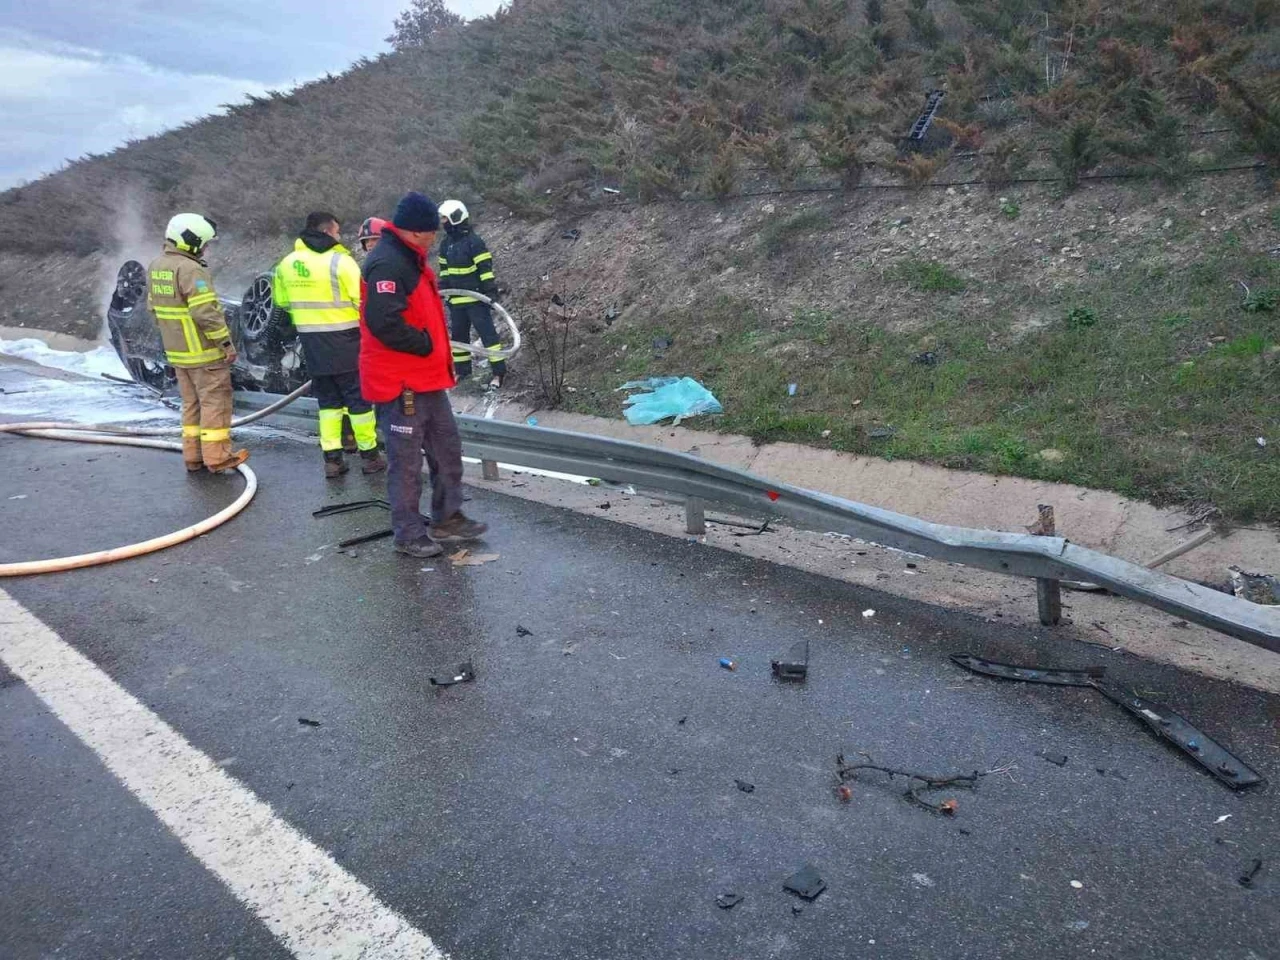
106, 260, 306, 393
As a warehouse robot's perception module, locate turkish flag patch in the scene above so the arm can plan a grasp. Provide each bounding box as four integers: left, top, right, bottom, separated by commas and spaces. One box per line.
375, 280, 397, 294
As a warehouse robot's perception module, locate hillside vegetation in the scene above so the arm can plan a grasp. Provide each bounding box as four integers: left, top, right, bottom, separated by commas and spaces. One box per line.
2, 0, 1278, 251
0, 0, 1277, 524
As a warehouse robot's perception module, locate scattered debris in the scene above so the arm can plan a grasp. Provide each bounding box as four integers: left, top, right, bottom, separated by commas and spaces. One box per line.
911, 873, 936, 888
618, 377, 723, 426
911, 351, 939, 366
1258, 437, 1268, 449
1239, 858, 1264, 888
597, 501, 611, 510
297, 718, 322, 727
450, 550, 500, 567
867, 426, 897, 439
560, 228, 581, 241
862, 609, 876, 618
734, 779, 756, 794
939, 799, 959, 816
950, 654, 1264, 790
429, 661, 475, 687
1229, 568, 1280, 605
715, 893, 743, 910
836, 752, 996, 813
783, 864, 827, 901
677, 715, 688, 725
1070, 880, 1084, 889
7, 494, 27, 500
1065, 920, 1090, 932
791, 903, 805, 916
1214, 814, 1233, 825
602, 186, 621, 195
1037, 751, 1069, 767
788, 383, 798, 396
771, 639, 809, 683
836, 784, 853, 803
719, 657, 737, 671
420, 567, 435, 573
516, 624, 534, 637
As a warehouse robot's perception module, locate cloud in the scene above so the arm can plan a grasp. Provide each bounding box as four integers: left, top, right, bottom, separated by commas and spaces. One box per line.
0, 1, 506, 189
0, 30, 270, 188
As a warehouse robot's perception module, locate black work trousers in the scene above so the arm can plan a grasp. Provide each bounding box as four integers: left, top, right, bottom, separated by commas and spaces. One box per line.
448, 302, 506, 378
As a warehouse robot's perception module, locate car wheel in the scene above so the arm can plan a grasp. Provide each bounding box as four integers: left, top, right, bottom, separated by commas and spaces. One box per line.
238, 273, 279, 342
114, 260, 147, 309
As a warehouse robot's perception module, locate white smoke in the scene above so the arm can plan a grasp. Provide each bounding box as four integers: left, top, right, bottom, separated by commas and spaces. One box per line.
95, 185, 153, 341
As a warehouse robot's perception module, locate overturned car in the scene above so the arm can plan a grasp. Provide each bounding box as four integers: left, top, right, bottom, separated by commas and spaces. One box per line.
106, 260, 306, 393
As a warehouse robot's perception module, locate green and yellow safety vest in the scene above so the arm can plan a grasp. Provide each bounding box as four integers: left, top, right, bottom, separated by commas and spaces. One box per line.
272, 240, 362, 333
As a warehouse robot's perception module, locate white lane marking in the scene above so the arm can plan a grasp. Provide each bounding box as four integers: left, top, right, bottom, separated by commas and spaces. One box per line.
0, 588, 448, 960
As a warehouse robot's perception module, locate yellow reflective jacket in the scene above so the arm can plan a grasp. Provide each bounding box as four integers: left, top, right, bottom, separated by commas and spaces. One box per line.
272, 238, 362, 333
146, 244, 231, 367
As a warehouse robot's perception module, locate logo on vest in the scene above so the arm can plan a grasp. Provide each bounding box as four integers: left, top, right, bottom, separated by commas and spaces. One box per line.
292, 261, 312, 278
388, 424, 416, 436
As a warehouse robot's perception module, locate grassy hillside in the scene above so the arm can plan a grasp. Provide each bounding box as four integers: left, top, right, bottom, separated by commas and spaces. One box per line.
1, 0, 1278, 253
0, 0, 1276, 523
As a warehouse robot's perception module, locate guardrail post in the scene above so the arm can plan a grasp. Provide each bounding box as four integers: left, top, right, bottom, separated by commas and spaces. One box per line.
685, 498, 706, 536
1029, 504, 1062, 626
481, 459, 500, 481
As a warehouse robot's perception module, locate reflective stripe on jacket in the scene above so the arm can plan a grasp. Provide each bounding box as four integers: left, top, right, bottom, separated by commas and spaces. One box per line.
437, 228, 497, 306
272, 239, 362, 332
146, 245, 231, 367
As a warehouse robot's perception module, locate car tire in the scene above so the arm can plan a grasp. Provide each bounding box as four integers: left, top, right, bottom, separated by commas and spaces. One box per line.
237, 273, 289, 343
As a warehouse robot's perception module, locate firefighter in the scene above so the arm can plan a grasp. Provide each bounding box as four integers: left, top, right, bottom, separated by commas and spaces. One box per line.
147, 213, 249, 474
436, 200, 507, 389
360, 191, 488, 559
272, 212, 385, 478
357, 216, 387, 255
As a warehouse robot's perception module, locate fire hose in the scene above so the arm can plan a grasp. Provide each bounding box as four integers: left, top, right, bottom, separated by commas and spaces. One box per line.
0, 291, 519, 577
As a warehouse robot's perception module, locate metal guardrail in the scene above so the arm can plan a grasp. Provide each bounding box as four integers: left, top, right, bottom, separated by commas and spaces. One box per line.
235, 392, 1280, 654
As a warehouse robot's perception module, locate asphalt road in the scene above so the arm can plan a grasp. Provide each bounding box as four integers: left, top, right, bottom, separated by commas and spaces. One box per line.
2, 376, 1278, 959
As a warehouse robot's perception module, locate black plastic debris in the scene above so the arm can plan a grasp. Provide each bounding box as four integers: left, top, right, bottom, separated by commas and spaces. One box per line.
652, 335, 675, 355
950, 653, 1264, 790
429, 661, 476, 688
716, 893, 743, 910
561, 229, 581, 241
783, 864, 826, 901
771, 639, 809, 682
516, 625, 534, 637
912, 351, 939, 366
677, 716, 688, 726
297, 718, 322, 727
791, 904, 805, 916
1038, 751, 1068, 767
1240, 859, 1264, 888
735, 779, 756, 794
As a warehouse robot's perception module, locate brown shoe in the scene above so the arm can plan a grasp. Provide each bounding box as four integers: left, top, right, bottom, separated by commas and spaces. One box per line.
207, 449, 250, 474
185, 461, 204, 473
429, 512, 489, 543
360, 451, 387, 475
325, 456, 350, 479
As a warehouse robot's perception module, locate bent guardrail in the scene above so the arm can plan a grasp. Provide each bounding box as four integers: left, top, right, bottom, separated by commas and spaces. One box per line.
235, 391, 1280, 653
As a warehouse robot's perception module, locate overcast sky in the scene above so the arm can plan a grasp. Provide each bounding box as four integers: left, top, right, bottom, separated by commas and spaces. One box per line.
0, 1, 502, 189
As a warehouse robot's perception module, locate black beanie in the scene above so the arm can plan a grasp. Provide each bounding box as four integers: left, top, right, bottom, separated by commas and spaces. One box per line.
392, 192, 440, 232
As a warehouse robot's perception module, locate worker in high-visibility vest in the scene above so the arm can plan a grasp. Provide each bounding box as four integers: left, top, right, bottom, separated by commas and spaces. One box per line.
146, 213, 249, 474
273, 212, 385, 478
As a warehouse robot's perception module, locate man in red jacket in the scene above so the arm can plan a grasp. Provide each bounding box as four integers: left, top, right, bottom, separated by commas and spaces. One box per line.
360, 192, 488, 559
